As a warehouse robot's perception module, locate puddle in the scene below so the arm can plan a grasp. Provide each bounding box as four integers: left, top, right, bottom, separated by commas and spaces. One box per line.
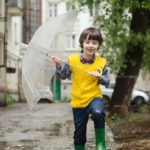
0, 141, 42, 150
49, 120, 73, 136
0, 120, 74, 150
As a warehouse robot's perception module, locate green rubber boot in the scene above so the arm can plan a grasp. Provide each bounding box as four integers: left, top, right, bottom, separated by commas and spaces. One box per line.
74, 145, 85, 150
95, 128, 106, 150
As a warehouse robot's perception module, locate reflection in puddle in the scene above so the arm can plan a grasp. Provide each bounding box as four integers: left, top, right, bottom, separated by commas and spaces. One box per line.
0, 140, 41, 150
0, 120, 73, 150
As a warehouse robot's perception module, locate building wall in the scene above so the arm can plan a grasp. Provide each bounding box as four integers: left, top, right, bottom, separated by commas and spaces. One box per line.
23, 0, 42, 44
135, 73, 150, 92
0, 0, 5, 34
1, 0, 23, 102
7, 14, 22, 94
0, 0, 6, 104
0, 0, 5, 68
0, 0, 4, 68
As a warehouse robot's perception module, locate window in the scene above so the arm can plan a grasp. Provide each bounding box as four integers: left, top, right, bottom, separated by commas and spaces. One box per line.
48, 3, 57, 17
66, 34, 76, 49
0, 40, 4, 66
90, 4, 100, 16
14, 23, 17, 45
0, 1, 2, 16
66, 2, 76, 11
30, 9, 37, 37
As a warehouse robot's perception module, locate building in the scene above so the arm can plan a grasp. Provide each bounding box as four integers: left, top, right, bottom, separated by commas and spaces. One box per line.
0, 0, 23, 105
23, 0, 42, 44
1, 0, 149, 104
0, 0, 6, 105
7, 0, 23, 100
19, 0, 93, 101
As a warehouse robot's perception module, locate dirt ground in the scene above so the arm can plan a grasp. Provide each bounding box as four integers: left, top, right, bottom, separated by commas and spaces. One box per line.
1, 102, 150, 150
107, 106, 150, 150
0, 102, 102, 150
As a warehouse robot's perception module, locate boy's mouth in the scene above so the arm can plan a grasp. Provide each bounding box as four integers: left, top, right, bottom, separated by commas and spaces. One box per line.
87, 49, 95, 52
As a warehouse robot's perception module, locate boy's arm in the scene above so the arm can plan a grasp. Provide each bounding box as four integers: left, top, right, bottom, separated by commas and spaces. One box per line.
56, 63, 71, 80
88, 66, 110, 86
99, 66, 110, 86
51, 56, 71, 79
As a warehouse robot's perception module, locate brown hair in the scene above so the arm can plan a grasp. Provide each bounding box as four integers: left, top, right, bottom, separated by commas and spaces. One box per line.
79, 27, 103, 49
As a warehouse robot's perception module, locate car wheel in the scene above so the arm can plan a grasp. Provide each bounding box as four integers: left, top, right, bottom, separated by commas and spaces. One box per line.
39, 98, 53, 103
134, 96, 145, 107
103, 95, 110, 105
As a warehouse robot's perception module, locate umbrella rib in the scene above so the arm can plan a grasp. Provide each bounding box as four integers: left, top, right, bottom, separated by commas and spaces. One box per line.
36, 51, 91, 74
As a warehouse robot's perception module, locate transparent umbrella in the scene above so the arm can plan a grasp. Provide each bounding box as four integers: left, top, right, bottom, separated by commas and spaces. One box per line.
22, 11, 77, 109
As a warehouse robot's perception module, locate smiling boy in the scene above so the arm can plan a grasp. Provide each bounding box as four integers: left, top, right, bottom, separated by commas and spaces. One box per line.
51, 27, 110, 150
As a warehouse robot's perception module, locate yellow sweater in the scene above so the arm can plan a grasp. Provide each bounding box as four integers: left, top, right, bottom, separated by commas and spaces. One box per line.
68, 53, 107, 108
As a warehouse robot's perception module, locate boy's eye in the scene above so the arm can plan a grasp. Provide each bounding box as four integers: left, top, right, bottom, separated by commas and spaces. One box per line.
85, 41, 90, 44
84, 40, 99, 45
92, 42, 98, 45
92, 40, 98, 44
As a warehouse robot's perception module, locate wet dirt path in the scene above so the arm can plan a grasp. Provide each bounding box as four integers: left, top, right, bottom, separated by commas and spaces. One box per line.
0, 102, 112, 150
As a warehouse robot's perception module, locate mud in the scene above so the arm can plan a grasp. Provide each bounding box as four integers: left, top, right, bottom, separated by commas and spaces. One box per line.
0, 102, 98, 150
107, 111, 150, 150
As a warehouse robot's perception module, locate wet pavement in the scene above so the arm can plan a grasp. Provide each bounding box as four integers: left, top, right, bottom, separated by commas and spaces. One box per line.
0, 102, 114, 150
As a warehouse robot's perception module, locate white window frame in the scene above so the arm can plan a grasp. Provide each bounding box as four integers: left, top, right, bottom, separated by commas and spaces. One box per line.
90, 4, 100, 16
0, 40, 4, 66
0, 1, 2, 16
14, 22, 17, 45
48, 2, 57, 17
66, 34, 76, 49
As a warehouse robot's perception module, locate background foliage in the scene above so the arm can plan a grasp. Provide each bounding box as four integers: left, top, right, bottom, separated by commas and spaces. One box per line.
69, 0, 150, 74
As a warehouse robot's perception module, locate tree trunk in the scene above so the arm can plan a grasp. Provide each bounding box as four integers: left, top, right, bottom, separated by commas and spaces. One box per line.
109, 7, 150, 117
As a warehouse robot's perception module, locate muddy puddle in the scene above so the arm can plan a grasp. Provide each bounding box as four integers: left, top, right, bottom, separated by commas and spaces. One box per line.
0, 103, 97, 150
0, 121, 73, 150
0, 103, 74, 149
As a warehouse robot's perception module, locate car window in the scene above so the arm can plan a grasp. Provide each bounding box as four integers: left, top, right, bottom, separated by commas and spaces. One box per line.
109, 84, 115, 89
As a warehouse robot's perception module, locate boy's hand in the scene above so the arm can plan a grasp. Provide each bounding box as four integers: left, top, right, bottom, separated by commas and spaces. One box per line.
88, 71, 102, 77
51, 56, 64, 65
88, 68, 102, 79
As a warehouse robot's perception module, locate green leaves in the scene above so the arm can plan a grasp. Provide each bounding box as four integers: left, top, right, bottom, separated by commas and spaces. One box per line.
69, 0, 150, 73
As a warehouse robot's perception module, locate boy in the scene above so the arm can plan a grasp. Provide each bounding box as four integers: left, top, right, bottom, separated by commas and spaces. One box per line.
51, 27, 109, 150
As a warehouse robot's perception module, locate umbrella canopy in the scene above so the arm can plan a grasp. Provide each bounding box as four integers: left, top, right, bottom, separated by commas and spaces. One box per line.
22, 11, 77, 109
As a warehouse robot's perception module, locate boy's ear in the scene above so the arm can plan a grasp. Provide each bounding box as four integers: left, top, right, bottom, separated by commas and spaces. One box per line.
98, 44, 102, 50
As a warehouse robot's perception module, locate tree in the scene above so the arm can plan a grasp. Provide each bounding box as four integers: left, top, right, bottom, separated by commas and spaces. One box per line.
69, 0, 150, 116
109, 2, 150, 116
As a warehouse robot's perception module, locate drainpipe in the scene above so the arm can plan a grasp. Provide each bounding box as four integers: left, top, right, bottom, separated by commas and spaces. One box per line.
51, 75, 61, 101
55, 78, 61, 101
3, 0, 8, 106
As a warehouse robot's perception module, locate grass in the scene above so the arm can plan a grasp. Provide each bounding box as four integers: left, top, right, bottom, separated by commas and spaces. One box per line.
106, 105, 150, 150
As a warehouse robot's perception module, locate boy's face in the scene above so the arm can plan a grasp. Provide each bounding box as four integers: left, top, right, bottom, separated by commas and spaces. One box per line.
83, 38, 100, 57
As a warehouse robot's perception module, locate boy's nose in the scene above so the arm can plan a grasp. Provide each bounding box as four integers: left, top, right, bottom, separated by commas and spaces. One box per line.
89, 43, 93, 47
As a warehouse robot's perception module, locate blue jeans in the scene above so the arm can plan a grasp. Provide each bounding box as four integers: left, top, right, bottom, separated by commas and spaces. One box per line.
72, 98, 105, 146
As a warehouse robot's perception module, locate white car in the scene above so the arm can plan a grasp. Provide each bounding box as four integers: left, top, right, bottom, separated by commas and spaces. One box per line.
38, 86, 54, 103
100, 83, 150, 106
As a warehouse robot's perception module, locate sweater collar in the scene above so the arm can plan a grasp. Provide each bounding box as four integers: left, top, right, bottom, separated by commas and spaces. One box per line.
80, 53, 95, 64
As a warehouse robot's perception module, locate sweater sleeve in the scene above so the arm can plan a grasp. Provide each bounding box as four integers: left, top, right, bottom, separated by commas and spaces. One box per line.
56, 63, 71, 79
99, 66, 110, 86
